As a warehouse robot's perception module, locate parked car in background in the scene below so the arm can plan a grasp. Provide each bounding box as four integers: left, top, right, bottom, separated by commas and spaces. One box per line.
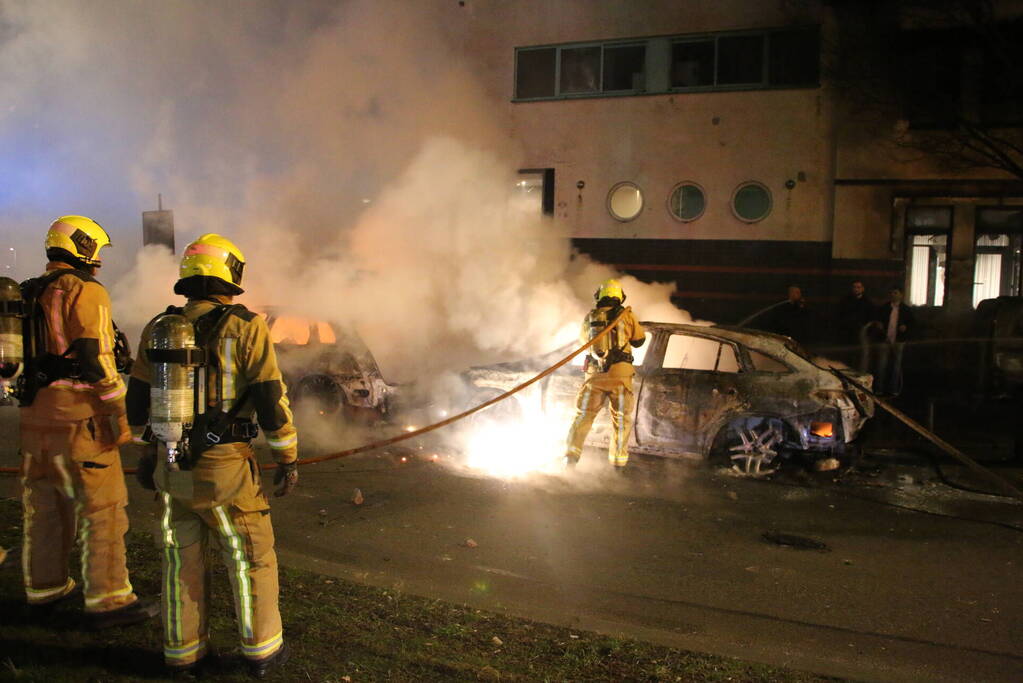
260, 308, 393, 421
973, 296, 1023, 396
462, 322, 875, 473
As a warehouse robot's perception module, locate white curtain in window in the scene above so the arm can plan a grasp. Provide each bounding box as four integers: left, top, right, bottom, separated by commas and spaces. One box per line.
973, 253, 1003, 307
935, 259, 946, 306
909, 245, 931, 306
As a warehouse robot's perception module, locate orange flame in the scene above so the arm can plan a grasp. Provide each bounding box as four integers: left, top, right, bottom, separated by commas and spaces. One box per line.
810, 422, 833, 438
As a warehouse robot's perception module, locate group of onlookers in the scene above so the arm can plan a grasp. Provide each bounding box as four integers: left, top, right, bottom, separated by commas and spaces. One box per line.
763, 281, 915, 396
837, 280, 916, 395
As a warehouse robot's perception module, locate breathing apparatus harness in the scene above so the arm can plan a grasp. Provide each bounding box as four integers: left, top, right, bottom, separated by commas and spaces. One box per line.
8, 268, 133, 406
144, 303, 257, 471
587, 302, 633, 373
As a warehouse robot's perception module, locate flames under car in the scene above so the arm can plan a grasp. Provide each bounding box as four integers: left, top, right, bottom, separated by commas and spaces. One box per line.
461, 322, 875, 473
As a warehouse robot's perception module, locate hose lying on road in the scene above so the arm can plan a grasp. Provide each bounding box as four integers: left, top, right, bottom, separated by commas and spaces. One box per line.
0, 310, 627, 475
833, 369, 1023, 502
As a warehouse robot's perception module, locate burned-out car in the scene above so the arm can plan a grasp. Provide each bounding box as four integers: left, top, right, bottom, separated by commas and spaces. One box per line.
463, 322, 875, 473
261, 310, 392, 420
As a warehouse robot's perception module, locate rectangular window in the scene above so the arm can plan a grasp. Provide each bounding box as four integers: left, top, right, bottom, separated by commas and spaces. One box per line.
514, 25, 820, 101
906, 205, 953, 231
516, 168, 555, 216
716, 34, 764, 85
663, 335, 740, 372
671, 39, 715, 87
896, 29, 963, 128
906, 205, 952, 307
973, 207, 1023, 306
907, 233, 948, 306
515, 48, 556, 99
602, 44, 646, 92
560, 46, 601, 94
768, 28, 820, 86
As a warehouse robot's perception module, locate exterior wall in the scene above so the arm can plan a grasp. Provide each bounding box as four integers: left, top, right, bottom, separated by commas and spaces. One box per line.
461, 0, 1022, 327
467, 0, 832, 245
520, 89, 832, 244
460, 0, 840, 322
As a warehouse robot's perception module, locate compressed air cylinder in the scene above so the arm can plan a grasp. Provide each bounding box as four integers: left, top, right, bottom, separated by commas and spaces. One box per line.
0, 277, 24, 380
148, 313, 197, 443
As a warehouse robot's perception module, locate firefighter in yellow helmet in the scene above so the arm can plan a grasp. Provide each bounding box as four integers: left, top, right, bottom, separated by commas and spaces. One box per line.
19, 215, 157, 627
565, 279, 646, 471
127, 233, 297, 678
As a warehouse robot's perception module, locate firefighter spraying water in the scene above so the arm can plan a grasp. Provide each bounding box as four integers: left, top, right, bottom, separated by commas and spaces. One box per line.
565, 279, 645, 472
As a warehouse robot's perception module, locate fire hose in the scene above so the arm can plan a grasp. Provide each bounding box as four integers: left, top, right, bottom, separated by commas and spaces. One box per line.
0, 310, 627, 475
834, 369, 1023, 502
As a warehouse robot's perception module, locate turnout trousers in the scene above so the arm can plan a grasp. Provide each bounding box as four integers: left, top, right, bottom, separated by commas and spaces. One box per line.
565, 373, 636, 468
156, 443, 283, 669
19, 410, 137, 612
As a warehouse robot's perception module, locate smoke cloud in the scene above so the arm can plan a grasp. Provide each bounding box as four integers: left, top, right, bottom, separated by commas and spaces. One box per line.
0, 0, 692, 386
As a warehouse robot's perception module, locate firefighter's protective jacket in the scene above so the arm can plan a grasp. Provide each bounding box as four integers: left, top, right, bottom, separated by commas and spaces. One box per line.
29, 261, 127, 420
582, 305, 646, 378
128, 298, 298, 465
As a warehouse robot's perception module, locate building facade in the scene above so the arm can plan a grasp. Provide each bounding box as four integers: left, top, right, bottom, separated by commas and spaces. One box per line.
462, 0, 1023, 329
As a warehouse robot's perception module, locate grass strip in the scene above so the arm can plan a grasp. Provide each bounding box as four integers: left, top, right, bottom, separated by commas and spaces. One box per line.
0, 497, 832, 682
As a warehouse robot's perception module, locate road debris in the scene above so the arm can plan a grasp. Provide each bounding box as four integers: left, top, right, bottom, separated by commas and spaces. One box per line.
491, 636, 503, 646
464, 538, 478, 548
814, 457, 840, 472
318, 509, 328, 526
353, 488, 364, 505
762, 530, 830, 552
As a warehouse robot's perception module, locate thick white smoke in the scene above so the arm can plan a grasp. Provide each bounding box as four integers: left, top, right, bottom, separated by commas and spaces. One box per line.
0, 0, 693, 387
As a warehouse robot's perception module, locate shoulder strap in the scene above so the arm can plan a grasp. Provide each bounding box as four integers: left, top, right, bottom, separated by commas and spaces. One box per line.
194, 304, 253, 413
194, 304, 248, 348
20, 268, 97, 313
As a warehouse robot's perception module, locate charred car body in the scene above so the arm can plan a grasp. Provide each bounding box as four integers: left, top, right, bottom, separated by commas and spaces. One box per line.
261, 310, 392, 420
464, 322, 874, 472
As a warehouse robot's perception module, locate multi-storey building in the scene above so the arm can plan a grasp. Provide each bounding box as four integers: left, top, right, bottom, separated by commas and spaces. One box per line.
461, 0, 1023, 327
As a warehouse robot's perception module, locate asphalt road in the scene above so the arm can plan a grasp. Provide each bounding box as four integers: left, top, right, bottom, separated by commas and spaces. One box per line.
2, 406, 1022, 682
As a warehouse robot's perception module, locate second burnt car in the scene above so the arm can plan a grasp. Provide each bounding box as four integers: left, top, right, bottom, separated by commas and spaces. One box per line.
260, 309, 392, 421
463, 322, 875, 473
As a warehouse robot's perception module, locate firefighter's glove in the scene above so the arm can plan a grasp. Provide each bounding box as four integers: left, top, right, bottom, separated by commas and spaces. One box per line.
100, 401, 132, 447
135, 448, 157, 491
273, 462, 298, 497
114, 413, 133, 447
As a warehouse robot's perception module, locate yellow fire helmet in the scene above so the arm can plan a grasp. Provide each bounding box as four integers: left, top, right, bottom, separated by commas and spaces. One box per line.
45, 215, 112, 267
594, 278, 626, 303
179, 233, 246, 289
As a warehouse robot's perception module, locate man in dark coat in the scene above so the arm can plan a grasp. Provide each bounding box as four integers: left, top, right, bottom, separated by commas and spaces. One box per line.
872, 285, 916, 395
837, 280, 876, 371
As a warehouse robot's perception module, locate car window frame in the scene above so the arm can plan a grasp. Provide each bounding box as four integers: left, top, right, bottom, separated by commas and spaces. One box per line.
741, 346, 794, 374
655, 330, 744, 374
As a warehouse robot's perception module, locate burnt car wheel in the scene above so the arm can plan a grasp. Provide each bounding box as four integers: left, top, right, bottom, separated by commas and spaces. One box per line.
293, 375, 345, 417
712, 418, 785, 476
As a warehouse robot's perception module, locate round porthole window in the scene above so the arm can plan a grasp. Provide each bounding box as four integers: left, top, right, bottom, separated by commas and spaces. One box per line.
607, 182, 644, 222
731, 181, 772, 223
667, 182, 706, 222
